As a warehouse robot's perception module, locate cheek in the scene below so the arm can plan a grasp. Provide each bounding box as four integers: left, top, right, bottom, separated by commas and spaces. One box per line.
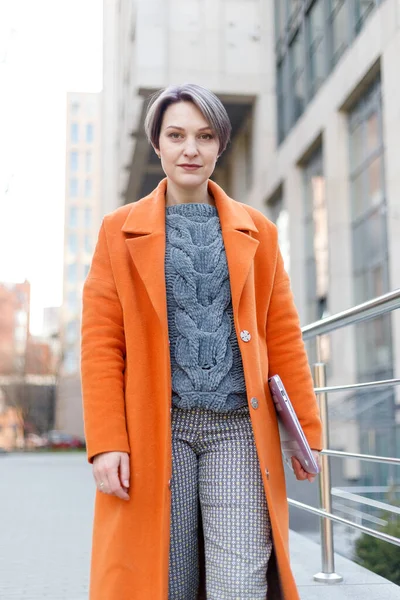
204, 145, 219, 163
159, 143, 177, 162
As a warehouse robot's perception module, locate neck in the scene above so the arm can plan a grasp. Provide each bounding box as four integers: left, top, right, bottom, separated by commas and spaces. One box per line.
165, 179, 215, 207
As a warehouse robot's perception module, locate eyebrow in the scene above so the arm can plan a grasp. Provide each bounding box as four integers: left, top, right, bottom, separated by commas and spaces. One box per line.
165, 125, 212, 131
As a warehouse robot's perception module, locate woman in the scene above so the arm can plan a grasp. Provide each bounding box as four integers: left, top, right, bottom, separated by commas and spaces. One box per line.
81, 83, 322, 600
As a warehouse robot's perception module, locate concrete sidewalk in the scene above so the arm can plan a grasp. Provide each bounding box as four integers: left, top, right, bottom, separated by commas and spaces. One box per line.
290, 530, 400, 599
0, 453, 398, 599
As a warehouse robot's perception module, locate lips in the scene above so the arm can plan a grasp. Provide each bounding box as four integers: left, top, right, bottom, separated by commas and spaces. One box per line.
178, 164, 201, 170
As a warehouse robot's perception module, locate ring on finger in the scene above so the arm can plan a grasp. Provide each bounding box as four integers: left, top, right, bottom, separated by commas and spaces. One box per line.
99, 481, 105, 490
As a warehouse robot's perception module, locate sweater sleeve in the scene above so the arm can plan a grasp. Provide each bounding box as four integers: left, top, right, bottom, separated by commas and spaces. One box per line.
81, 220, 130, 463
266, 249, 323, 451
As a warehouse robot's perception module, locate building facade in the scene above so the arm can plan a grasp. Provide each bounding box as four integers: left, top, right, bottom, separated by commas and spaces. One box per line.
0, 280, 30, 376
57, 92, 102, 437
102, 0, 400, 491
265, 0, 400, 488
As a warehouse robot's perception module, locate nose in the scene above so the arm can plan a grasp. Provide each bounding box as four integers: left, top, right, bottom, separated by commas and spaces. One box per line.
183, 136, 199, 158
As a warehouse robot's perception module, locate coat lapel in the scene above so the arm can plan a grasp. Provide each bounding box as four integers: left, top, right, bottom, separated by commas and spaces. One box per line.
121, 181, 168, 331
121, 178, 259, 327
208, 179, 259, 319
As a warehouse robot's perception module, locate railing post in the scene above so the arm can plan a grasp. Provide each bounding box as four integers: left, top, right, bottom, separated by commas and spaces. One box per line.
313, 362, 343, 583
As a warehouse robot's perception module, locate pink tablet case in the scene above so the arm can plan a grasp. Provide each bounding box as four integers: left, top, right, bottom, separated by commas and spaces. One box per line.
268, 374, 319, 476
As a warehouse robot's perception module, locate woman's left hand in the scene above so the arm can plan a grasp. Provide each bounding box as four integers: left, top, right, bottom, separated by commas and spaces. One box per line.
291, 450, 321, 483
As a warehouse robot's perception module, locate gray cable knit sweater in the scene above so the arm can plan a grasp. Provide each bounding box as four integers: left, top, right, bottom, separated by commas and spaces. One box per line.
165, 202, 247, 411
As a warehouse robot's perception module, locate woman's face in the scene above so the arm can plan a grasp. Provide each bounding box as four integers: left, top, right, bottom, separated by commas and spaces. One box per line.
157, 101, 220, 191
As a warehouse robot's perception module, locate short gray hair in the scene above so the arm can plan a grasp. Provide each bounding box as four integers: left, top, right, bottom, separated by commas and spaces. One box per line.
144, 83, 232, 156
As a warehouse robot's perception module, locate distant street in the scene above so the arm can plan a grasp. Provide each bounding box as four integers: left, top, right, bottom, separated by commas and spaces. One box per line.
0, 453, 93, 600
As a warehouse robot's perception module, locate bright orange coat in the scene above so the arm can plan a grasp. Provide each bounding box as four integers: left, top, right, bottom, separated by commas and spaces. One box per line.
81, 178, 322, 600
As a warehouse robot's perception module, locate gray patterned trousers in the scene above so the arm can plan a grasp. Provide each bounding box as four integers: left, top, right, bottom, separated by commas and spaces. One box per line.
168, 406, 273, 600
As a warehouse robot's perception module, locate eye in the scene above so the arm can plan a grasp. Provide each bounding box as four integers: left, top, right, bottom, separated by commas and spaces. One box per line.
200, 133, 214, 140
168, 132, 182, 139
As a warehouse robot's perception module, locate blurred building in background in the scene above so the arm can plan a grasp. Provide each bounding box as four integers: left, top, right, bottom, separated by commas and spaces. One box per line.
42, 306, 62, 374
57, 92, 102, 437
0, 282, 59, 447
0, 280, 30, 375
100, 0, 400, 502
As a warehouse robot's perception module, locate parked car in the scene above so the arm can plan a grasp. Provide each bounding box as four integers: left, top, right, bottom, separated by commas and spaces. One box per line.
43, 430, 86, 450
25, 433, 48, 449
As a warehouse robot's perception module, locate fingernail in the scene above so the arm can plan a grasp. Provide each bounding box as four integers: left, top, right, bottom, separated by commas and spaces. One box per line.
123, 480, 129, 487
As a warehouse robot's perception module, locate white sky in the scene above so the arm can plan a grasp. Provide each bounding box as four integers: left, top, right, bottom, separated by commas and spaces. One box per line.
0, 0, 103, 334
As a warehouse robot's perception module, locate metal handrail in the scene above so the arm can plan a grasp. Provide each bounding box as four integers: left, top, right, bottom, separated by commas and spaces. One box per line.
314, 377, 400, 394
331, 488, 400, 516
302, 288, 400, 340
293, 289, 400, 583
288, 499, 400, 547
322, 449, 400, 465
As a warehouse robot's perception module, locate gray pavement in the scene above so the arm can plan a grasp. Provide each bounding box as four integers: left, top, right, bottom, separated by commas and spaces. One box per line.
0, 453, 398, 600
0, 453, 92, 600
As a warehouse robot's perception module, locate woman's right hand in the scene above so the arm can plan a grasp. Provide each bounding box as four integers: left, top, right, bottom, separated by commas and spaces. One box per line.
92, 451, 130, 501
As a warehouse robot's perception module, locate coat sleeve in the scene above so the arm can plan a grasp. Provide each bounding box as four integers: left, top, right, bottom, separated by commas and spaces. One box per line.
81, 220, 130, 463
266, 249, 323, 451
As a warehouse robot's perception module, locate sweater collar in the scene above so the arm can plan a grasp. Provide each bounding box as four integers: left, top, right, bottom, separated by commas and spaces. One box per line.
121, 178, 258, 235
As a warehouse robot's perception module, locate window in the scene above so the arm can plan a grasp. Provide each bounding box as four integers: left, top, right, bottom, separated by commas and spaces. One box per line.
71, 101, 80, 115
268, 190, 290, 274
354, 0, 379, 34
66, 320, 79, 343
287, 0, 302, 26
64, 349, 77, 373
289, 27, 306, 122
329, 0, 349, 67
85, 151, 92, 173
306, 0, 326, 97
303, 146, 329, 365
274, 0, 287, 45
67, 290, 77, 312
348, 76, 392, 381
86, 123, 94, 143
303, 147, 329, 324
67, 263, 78, 283
274, 0, 386, 143
277, 58, 290, 142
70, 122, 79, 143
84, 207, 92, 228
69, 178, 78, 198
84, 234, 92, 254
67, 233, 78, 254
70, 151, 78, 172
69, 206, 78, 228
84, 179, 92, 198
349, 79, 394, 487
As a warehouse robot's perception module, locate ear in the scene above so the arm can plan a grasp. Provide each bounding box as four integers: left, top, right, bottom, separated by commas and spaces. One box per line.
151, 145, 160, 159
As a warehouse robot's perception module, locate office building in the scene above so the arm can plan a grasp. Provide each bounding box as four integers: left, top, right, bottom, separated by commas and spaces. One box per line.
57, 92, 102, 436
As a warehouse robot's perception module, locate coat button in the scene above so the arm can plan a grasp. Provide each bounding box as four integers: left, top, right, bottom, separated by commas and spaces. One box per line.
240, 330, 251, 342
265, 468, 270, 480
250, 397, 259, 409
